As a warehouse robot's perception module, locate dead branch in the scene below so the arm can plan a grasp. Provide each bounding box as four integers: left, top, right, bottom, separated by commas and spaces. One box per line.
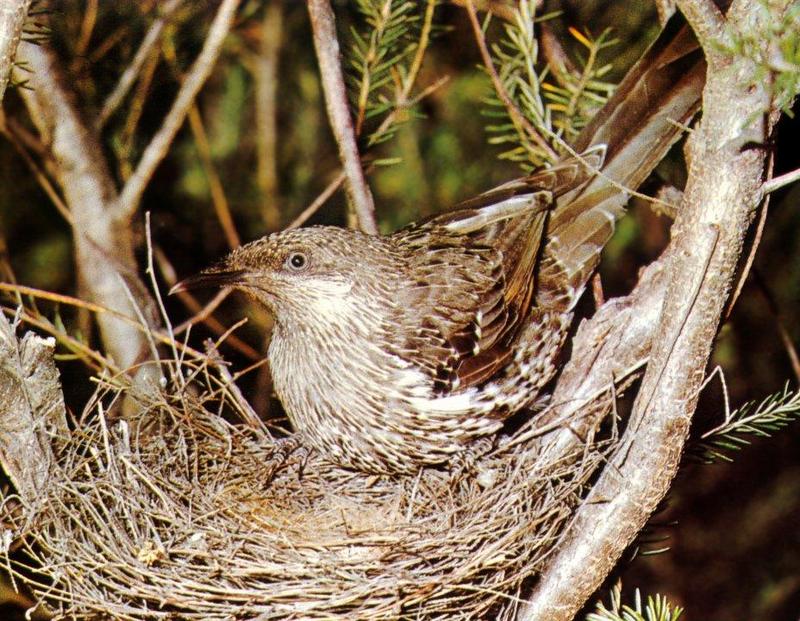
0, 310, 67, 503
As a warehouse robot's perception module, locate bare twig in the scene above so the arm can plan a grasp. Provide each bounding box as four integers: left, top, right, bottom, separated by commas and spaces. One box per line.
98, 0, 183, 128
0, 0, 32, 103
307, 0, 378, 234
463, 0, 558, 162
763, 165, 800, 194
254, 0, 283, 230
288, 170, 346, 229
114, 0, 241, 222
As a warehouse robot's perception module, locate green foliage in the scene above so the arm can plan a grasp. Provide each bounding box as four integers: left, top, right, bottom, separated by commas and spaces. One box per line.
588, 583, 683, 621
347, 0, 439, 149
722, 0, 800, 116
483, 1, 616, 170
699, 383, 800, 463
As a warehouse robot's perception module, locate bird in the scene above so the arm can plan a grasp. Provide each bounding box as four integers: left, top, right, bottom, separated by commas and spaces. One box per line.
172, 16, 706, 474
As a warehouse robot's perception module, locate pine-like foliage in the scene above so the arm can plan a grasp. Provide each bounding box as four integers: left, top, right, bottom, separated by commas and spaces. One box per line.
347, 0, 438, 151
698, 384, 800, 463
483, 0, 615, 170
587, 583, 683, 621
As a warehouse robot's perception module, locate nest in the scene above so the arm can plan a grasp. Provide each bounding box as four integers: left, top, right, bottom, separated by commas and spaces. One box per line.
2, 341, 616, 620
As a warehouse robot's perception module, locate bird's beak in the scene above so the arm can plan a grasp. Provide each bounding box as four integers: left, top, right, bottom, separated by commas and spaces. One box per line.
169, 268, 249, 295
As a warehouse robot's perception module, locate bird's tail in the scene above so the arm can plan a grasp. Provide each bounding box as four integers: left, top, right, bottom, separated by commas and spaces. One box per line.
537, 15, 706, 312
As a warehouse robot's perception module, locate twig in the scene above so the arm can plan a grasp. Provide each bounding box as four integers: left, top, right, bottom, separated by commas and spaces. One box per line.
763, 165, 800, 194
98, 0, 183, 128
114, 0, 241, 222
287, 170, 346, 229
307, 0, 378, 234
204, 338, 267, 434
1, 121, 72, 224
152, 246, 260, 360
253, 0, 283, 231
753, 269, 800, 383
463, 0, 558, 162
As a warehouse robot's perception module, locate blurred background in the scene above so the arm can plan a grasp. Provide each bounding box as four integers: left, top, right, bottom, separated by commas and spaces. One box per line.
0, 1, 798, 618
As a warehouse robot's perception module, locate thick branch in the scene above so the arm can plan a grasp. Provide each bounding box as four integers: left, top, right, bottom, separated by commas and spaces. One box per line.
307, 0, 378, 234
0, 311, 67, 503
677, 0, 730, 63
16, 41, 156, 370
521, 1, 784, 618
0, 0, 30, 103
115, 0, 241, 221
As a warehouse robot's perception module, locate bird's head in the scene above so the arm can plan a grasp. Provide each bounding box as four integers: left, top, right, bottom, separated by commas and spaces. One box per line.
171, 226, 396, 328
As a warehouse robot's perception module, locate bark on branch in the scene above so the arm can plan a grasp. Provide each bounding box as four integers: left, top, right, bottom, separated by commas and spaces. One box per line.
520, 1, 785, 617
0, 0, 30, 104
307, 0, 378, 234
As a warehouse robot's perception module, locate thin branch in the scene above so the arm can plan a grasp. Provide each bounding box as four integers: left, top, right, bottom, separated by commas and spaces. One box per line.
763, 165, 800, 193
114, 0, 241, 222
253, 0, 283, 231
307, 0, 378, 234
287, 170, 346, 229
97, 0, 183, 128
463, 0, 558, 162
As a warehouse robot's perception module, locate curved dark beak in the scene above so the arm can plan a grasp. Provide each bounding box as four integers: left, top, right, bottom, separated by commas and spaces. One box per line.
169, 268, 248, 295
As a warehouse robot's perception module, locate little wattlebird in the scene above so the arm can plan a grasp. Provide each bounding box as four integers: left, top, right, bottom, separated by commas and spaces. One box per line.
172, 17, 706, 474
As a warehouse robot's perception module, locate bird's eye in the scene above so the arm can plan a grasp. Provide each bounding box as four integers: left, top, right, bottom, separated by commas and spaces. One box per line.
286, 252, 308, 271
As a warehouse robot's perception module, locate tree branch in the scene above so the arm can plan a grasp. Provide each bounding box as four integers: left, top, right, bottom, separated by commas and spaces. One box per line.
0, 0, 31, 104
677, 0, 730, 64
97, 0, 183, 128
521, 1, 785, 617
114, 0, 241, 222
16, 40, 156, 371
307, 0, 378, 234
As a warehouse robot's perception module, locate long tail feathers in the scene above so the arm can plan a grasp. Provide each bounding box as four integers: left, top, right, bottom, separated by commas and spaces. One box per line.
539, 15, 707, 311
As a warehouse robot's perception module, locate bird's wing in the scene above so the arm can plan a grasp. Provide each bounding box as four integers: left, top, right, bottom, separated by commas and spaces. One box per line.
391, 150, 602, 392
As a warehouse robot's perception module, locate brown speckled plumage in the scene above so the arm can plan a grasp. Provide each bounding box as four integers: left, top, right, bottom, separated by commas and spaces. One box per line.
173, 18, 706, 474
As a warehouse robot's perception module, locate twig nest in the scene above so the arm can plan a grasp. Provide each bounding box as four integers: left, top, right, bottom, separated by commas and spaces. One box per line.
4, 367, 611, 620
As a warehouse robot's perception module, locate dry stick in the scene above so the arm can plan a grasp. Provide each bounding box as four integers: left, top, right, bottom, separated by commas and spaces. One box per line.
307, 0, 378, 234
0, 0, 32, 103
763, 165, 800, 194
1, 123, 73, 224
98, 0, 183, 128
463, 0, 559, 163
287, 170, 346, 229
73, 0, 98, 60
115, 0, 241, 222
521, 1, 783, 616
254, 0, 283, 231
753, 268, 800, 383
